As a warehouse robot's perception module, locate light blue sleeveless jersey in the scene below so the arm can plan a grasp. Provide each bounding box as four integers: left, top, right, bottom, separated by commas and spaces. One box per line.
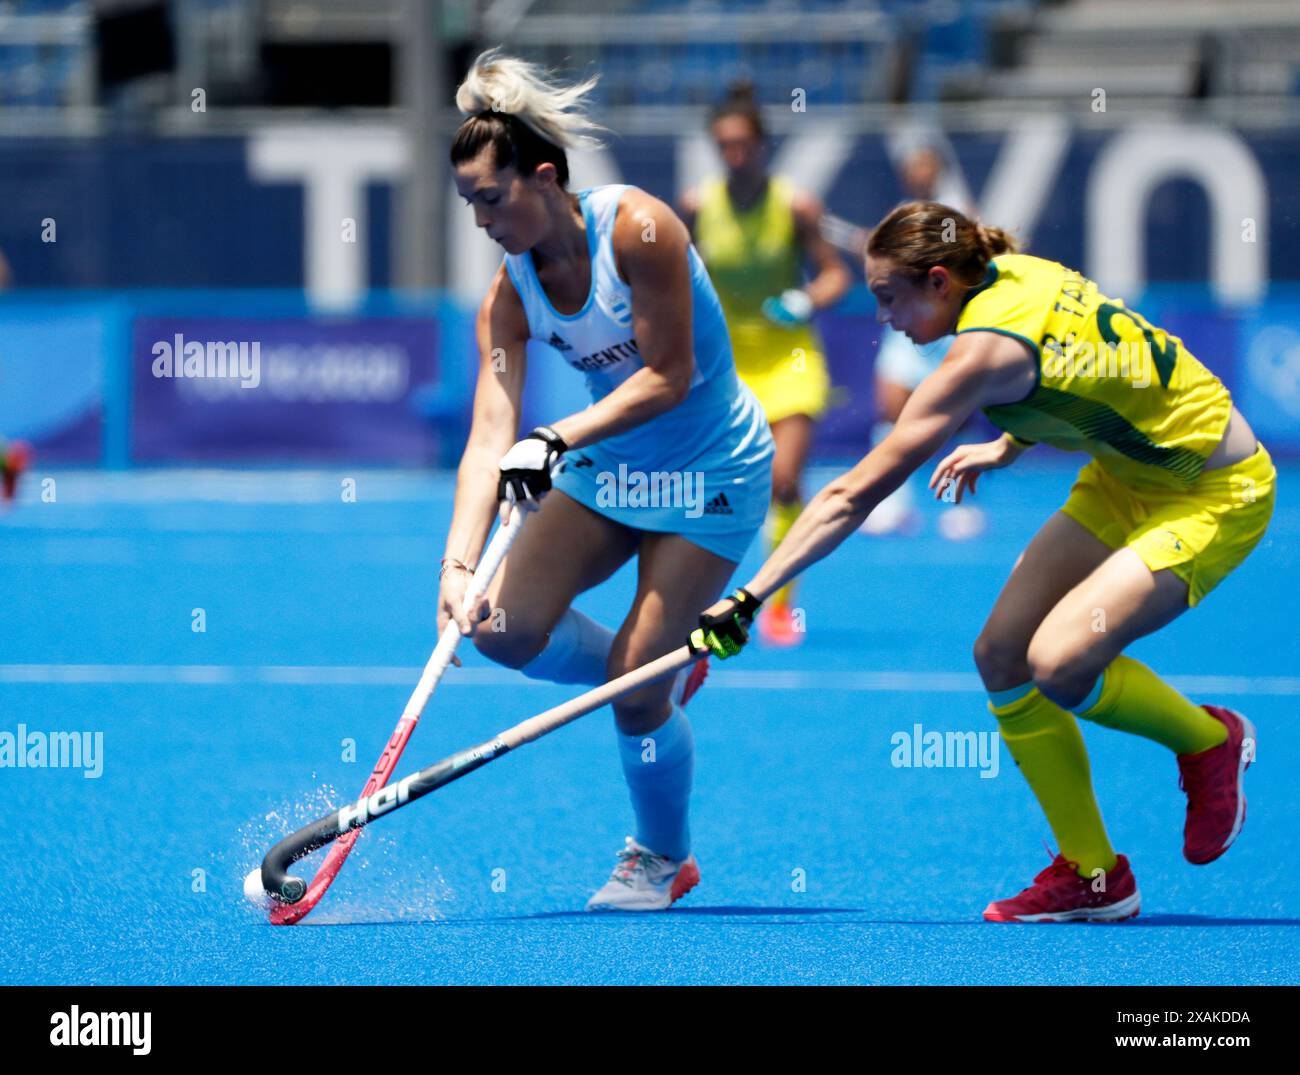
503, 184, 773, 562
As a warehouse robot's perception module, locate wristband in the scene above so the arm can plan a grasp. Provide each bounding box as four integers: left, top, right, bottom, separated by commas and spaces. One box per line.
529, 426, 568, 455
439, 556, 475, 579
731, 587, 763, 620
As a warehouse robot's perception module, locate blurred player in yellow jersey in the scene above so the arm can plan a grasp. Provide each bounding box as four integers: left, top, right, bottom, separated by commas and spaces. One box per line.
680, 81, 850, 647
696, 201, 1274, 922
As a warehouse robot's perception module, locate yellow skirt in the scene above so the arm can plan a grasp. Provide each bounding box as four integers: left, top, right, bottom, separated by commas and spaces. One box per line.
731, 328, 831, 425
1059, 443, 1276, 607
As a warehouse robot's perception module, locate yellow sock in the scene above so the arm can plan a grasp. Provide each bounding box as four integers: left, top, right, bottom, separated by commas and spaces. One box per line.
1072, 655, 1227, 755
765, 498, 802, 610
989, 684, 1117, 877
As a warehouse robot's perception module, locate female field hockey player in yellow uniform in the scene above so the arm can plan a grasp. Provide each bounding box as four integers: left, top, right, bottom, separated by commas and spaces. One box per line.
680, 82, 850, 647
694, 200, 1274, 922
440, 52, 773, 912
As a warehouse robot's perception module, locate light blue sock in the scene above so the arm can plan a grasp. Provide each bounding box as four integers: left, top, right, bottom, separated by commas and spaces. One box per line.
987, 681, 1036, 709
1069, 674, 1105, 716
617, 704, 694, 862
520, 607, 614, 686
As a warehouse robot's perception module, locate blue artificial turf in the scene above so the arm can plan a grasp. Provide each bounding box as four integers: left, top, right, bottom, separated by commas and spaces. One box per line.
1, 464, 1295, 984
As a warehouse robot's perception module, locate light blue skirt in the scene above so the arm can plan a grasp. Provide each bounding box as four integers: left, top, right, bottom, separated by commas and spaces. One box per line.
551, 376, 773, 563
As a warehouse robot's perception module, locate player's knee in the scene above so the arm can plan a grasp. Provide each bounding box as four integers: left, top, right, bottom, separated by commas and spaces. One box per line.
607, 652, 673, 733
471, 619, 547, 669
612, 692, 671, 737
1026, 637, 1090, 705
605, 648, 641, 688
972, 631, 1029, 691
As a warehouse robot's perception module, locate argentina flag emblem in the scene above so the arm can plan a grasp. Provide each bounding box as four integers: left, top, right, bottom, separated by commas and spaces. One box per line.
604, 287, 633, 328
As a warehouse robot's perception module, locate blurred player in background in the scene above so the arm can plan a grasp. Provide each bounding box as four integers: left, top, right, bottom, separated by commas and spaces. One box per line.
680, 81, 850, 647
864, 145, 984, 540
440, 51, 773, 911
695, 201, 1273, 923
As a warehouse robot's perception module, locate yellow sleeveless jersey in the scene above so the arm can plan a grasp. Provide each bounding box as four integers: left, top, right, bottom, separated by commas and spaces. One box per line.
959, 254, 1233, 491
694, 174, 820, 372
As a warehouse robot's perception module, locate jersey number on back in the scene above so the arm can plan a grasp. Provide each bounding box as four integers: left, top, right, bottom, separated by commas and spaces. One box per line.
1096, 302, 1178, 389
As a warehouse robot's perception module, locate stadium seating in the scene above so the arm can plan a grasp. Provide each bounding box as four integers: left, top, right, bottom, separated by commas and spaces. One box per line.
0, 0, 91, 107
4, 1, 1299, 114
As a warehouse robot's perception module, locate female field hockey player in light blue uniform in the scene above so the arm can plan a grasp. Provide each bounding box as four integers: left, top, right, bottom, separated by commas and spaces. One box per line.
438, 50, 773, 911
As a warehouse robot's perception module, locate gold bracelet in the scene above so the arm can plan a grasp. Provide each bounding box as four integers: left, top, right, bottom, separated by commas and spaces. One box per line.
439, 557, 475, 579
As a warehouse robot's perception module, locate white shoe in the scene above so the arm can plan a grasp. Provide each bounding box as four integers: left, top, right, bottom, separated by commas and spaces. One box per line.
859, 484, 921, 536
585, 836, 700, 912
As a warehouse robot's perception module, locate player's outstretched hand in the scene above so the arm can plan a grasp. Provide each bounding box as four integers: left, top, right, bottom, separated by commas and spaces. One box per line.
928, 435, 1023, 505
691, 587, 763, 659
761, 288, 814, 326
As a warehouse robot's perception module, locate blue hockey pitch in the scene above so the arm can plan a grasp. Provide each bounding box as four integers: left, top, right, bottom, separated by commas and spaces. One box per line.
2, 464, 1295, 984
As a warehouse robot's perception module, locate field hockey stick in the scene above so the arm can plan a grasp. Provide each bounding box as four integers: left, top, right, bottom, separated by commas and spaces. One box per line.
261, 505, 528, 925
820, 211, 868, 258
255, 638, 705, 907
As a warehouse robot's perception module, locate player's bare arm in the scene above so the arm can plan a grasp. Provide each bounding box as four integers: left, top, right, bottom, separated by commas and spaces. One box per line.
742, 331, 1036, 603
790, 189, 850, 311
439, 265, 529, 636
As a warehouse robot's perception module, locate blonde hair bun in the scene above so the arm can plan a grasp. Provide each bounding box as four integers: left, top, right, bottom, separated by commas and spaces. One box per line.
455, 48, 607, 151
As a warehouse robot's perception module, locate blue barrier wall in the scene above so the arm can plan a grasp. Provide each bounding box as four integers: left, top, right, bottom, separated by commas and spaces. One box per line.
0, 290, 471, 466
2, 127, 1299, 288
3, 285, 1298, 466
